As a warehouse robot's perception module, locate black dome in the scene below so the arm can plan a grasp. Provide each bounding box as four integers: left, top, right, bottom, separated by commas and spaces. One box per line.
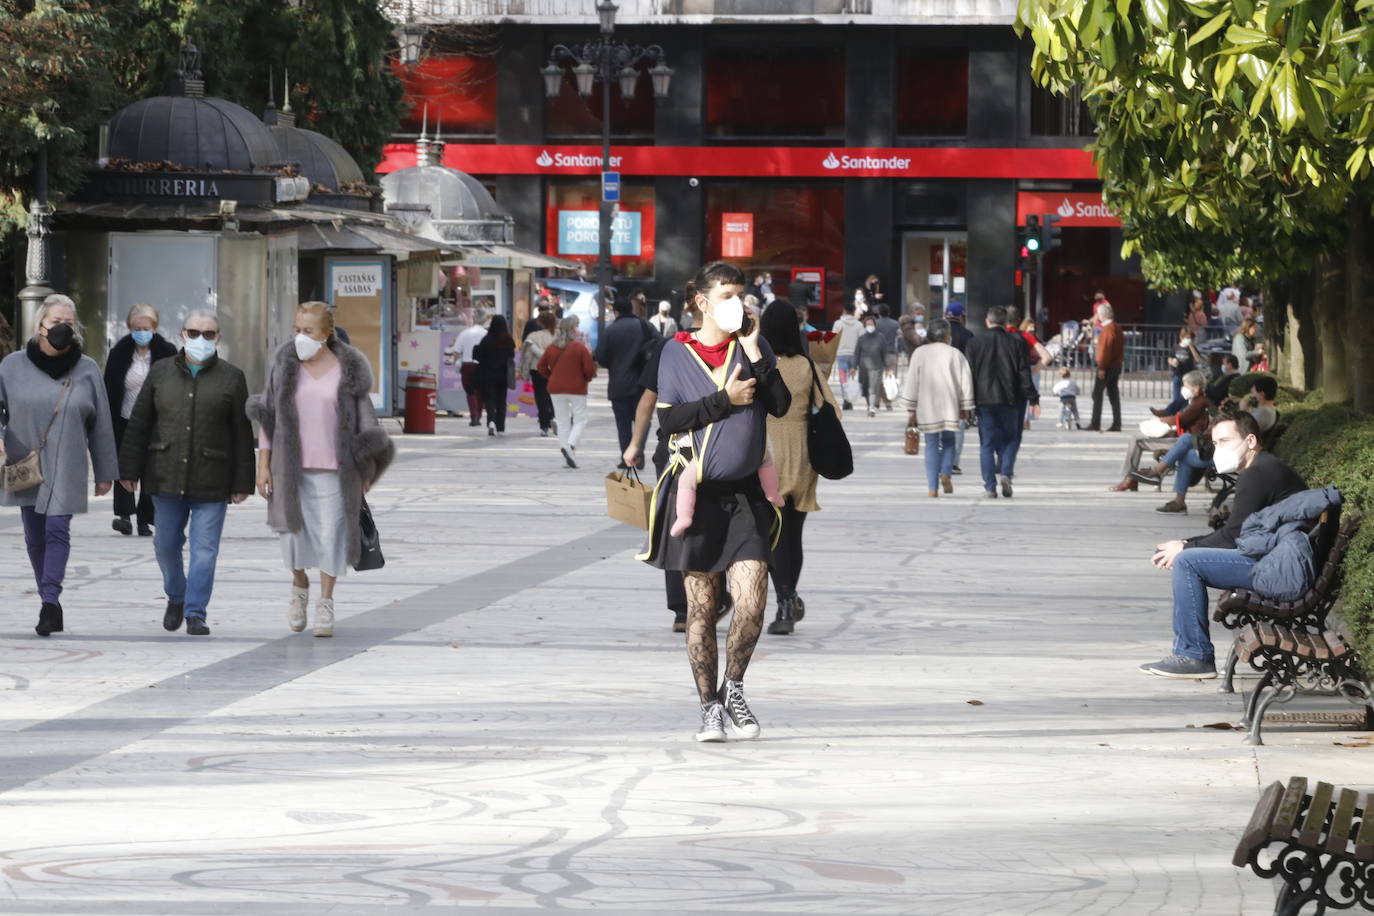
107, 96, 279, 172
270, 125, 364, 191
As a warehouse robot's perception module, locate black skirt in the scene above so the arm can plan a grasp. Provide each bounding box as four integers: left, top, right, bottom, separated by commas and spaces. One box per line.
643, 472, 778, 573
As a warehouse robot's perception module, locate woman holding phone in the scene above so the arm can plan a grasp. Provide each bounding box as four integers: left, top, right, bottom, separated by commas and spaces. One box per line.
640, 260, 791, 743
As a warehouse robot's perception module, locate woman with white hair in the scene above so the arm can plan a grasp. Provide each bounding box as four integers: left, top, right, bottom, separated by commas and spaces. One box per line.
0, 294, 119, 636
103, 303, 177, 536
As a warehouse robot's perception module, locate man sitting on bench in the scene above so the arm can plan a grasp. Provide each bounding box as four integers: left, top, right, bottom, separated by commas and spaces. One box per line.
1139, 413, 1307, 678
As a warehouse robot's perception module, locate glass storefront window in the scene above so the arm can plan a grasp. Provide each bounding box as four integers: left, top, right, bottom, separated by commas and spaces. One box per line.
896, 48, 968, 137
544, 182, 656, 278
546, 61, 655, 138
394, 55, 497, 135
705, 48, 845, 138
704, 183, 845, 317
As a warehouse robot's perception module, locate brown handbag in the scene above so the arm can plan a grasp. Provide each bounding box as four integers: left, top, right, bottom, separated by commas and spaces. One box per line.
904, 425, 921, 456
2, 378, 71, 494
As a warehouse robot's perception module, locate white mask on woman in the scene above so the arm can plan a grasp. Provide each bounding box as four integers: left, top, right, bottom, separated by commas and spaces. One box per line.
1180, 386, 1195, 400
711, 296, 745, 334
294, 333, 325, 361
1212, 440, 1249, 474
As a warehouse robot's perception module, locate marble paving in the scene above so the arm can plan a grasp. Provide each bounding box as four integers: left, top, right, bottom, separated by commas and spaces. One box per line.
2, 389, 1370, 915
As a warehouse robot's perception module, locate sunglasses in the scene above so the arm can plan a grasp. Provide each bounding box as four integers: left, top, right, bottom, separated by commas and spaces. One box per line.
184, 329, 218, 341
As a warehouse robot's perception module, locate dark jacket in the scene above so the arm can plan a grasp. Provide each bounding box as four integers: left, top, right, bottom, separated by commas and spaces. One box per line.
1236, 486, 1341, 601
472, 339, 515, 388
1166, 393, 1212, 438
103, 333, 178, 423
1206, 370, 1238, 405
595, 314, 654, 400
854, 329, 889, 372
1186, 450, 1307, 550
965, 326, 1038, 408
949, 320, 974, 354
118, 352, 255, 501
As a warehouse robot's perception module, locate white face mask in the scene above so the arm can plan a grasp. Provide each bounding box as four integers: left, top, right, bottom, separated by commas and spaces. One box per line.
1181, 386, 1195, 400
183, 335, 217, 363
1211, 440, 1248, 474
1181, 337, 1193, 346
710, 296, 744, 334
295, 333, 325, 361
864, 325, 876, 334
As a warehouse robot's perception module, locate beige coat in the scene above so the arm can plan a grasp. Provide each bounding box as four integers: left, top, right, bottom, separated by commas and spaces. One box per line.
767, 355, 841, 512
899, 341, 974, 433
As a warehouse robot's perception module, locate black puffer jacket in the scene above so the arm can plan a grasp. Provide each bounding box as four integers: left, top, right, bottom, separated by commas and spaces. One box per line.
965, 327, 1038, 408
103, 333, 178, 422
117, 352, 256, 501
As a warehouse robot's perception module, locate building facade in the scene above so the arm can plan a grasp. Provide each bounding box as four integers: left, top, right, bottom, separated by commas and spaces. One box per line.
381, 1, 1148, 327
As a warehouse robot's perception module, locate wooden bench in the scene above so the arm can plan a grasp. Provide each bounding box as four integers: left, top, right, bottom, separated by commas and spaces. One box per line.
1234, 777, 1374, 915
1233, 621, 1373, 745
1214, 509, 1359, 694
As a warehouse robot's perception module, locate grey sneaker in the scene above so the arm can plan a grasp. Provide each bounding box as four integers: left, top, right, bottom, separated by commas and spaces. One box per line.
1139, 654, 1217, 679
999, 475, 1014, 498
719, 679, 761, 739
695, 702, 727, 742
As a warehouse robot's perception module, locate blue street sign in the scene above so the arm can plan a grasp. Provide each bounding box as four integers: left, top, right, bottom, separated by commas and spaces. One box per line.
602, 171, 620, 203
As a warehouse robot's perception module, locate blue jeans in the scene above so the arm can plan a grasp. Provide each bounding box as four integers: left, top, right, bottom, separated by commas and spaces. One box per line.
976, 405, 1020, 491
152, 496, 228, 621
923, 431, 957, 491
1171, 548, 1257, 661
954, 419, 966, 467
1163, 433, 1214, 495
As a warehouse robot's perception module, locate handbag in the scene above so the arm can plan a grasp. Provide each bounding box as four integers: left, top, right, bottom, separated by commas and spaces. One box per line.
807, 359, 853, 480
354, 496, 385, 571
2, 378, 70, 494
604, 467, 653, 530
905, 426, 921, 456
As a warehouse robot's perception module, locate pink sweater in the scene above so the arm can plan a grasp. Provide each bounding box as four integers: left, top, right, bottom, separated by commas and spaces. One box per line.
259, 364, 341, 470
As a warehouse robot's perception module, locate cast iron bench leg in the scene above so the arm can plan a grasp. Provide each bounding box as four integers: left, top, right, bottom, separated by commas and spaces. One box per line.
1246, 683, 1297, 747
1241, 669, 1275, 728
1219, 642, 1239, 694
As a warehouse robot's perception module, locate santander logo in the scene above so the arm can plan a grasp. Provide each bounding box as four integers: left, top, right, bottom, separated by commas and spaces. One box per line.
1057, 198, 1075, 219
820, 151, 912, 171
534, 149, 624, 169
822, 152, 840, 169
535, 150, 553, 167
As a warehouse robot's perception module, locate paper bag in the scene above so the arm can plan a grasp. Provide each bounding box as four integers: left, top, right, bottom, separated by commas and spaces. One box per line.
808, 331, 841, 376
604, 470, 653, 530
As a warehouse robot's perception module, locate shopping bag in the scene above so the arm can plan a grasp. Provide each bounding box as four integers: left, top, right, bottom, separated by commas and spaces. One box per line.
882, 372, 900, 402
604, 469, 653, 530
905, 426, 921, 455
1139, 418, 1172, 438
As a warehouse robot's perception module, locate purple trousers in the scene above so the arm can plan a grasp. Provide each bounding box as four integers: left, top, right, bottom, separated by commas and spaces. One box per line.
21, 507, 72, 604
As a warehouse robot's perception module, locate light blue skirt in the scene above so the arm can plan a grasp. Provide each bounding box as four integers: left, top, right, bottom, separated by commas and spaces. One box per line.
281, 470, 348, 577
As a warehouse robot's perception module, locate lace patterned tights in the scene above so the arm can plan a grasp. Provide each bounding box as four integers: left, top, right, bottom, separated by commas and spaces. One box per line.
683, 560, 768, 704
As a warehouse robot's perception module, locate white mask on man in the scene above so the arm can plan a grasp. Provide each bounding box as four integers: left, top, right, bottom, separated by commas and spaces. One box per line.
1212, 440, 1249, 474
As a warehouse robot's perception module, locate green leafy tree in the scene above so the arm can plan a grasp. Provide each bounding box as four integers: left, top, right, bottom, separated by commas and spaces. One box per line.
1016, 0, 1374, 409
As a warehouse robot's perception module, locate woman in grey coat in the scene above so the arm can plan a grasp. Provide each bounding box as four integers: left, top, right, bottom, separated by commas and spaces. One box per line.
0, 295, 119, 636
247, 302, 394, 637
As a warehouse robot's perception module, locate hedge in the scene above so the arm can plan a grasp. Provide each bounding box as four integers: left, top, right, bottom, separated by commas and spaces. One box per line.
1265, 399, 1374, 664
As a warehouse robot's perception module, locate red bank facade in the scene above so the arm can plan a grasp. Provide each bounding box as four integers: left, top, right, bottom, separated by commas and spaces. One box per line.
380, 8, 1146, 326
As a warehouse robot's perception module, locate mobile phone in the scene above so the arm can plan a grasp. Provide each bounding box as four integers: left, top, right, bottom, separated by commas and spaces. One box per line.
738, 310, 755, 336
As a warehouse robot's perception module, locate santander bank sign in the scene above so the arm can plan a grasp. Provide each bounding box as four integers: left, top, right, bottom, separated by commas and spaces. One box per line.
1017, 190, 1120, 227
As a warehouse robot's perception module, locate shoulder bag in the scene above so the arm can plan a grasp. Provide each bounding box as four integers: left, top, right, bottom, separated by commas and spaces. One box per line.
2, 378, 71, 494
806, 359, 853, 480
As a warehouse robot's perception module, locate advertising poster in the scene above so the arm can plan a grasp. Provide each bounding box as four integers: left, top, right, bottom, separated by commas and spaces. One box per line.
438, 331, 463, 393
557, 210, 642, 256
326, 257, 389, 409
721, 212, 754, 258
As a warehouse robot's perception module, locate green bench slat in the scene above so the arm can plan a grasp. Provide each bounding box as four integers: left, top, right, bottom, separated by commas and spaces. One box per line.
1271, 776, 1310, 841
1298, 782, 1336, 847
1324, 788, 1359, 856
1234, 781, 1287, 867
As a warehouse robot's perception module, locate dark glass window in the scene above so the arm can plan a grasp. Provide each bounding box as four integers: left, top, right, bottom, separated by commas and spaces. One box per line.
1030, 84, 1094, 137
705, 48, 844, 138
544, 182, 656, 279
704, 183, 845, 318
394, 55, 497, 135
896, 49, 968, 136
545, 61, 655, 138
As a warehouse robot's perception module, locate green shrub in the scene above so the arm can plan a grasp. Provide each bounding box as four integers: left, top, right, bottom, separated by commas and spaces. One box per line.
1271, 401, 1374, 662
1229, 371, 1278, 398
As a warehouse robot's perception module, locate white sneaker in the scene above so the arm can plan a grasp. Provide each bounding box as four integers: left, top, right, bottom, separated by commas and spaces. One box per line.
288, 586, 309, 632
695, 702, 727, 742
313, 598, 334, 638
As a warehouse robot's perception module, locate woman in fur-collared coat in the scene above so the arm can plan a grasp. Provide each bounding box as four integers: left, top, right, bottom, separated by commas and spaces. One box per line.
246, 302, 394, 637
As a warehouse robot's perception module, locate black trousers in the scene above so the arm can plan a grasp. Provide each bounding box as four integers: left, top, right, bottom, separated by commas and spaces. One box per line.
111, 416, 154, 525
1091, 367, 1122, 429
611, 394, 639, 454
530, 370, 554, 431
768, 499, 807, 600
482, 381, 508, 432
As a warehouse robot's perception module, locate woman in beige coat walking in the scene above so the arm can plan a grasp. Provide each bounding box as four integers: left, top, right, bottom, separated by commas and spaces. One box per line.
759, 300, 841, 635
900, 319, 974, 497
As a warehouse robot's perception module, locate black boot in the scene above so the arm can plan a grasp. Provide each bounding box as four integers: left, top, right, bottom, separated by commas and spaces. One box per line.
768, 597, 796, 635
35, 602, 61, 637
791, 594, 806, 622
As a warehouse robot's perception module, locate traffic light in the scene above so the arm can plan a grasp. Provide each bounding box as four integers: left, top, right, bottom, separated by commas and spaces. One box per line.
1040, 213, 1063, 252
1019, 213, 1041, 254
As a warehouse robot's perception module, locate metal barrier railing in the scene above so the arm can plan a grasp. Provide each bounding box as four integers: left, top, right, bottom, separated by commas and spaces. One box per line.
1038, 323, 1232, 403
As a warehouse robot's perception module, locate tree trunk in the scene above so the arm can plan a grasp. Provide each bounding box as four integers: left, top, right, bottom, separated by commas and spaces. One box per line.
1347, 199, 1374, 412
1315, 251, 1352, 403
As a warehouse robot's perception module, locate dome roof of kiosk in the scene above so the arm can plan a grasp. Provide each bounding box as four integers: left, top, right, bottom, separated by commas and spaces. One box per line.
107, 96, 279, 173
270, 125, 364, 192
381, 165, 513, 243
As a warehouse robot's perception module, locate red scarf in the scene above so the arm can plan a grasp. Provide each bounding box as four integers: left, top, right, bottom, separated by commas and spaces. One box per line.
676, 331, 732, 369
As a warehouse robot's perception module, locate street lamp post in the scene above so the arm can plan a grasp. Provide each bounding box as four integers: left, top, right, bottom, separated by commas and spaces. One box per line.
542, 1, 671, 342
18, 144, 53, 340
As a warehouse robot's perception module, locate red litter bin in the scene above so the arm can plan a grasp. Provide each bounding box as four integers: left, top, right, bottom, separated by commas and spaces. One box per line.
403, 372, 437, 434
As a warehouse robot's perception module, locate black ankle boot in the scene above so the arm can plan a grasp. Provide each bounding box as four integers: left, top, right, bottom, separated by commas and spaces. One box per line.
767, 597, 795, 635
35, 602, 61, 637
791, 594, 805, 622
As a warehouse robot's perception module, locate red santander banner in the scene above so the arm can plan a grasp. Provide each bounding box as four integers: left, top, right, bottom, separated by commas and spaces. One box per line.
380, 143, 1098, 180
1016, 190, 1120, 227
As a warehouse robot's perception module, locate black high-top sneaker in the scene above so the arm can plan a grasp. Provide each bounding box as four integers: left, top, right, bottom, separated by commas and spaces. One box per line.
718, 679, 761, 739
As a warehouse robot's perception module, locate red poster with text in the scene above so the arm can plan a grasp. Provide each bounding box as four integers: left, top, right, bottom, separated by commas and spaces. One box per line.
721, 212, 754, 258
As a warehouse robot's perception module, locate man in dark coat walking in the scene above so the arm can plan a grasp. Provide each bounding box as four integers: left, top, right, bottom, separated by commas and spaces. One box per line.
595, 299, 655, 463
965, 305, 1038, 498
118, 312, 255, 636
